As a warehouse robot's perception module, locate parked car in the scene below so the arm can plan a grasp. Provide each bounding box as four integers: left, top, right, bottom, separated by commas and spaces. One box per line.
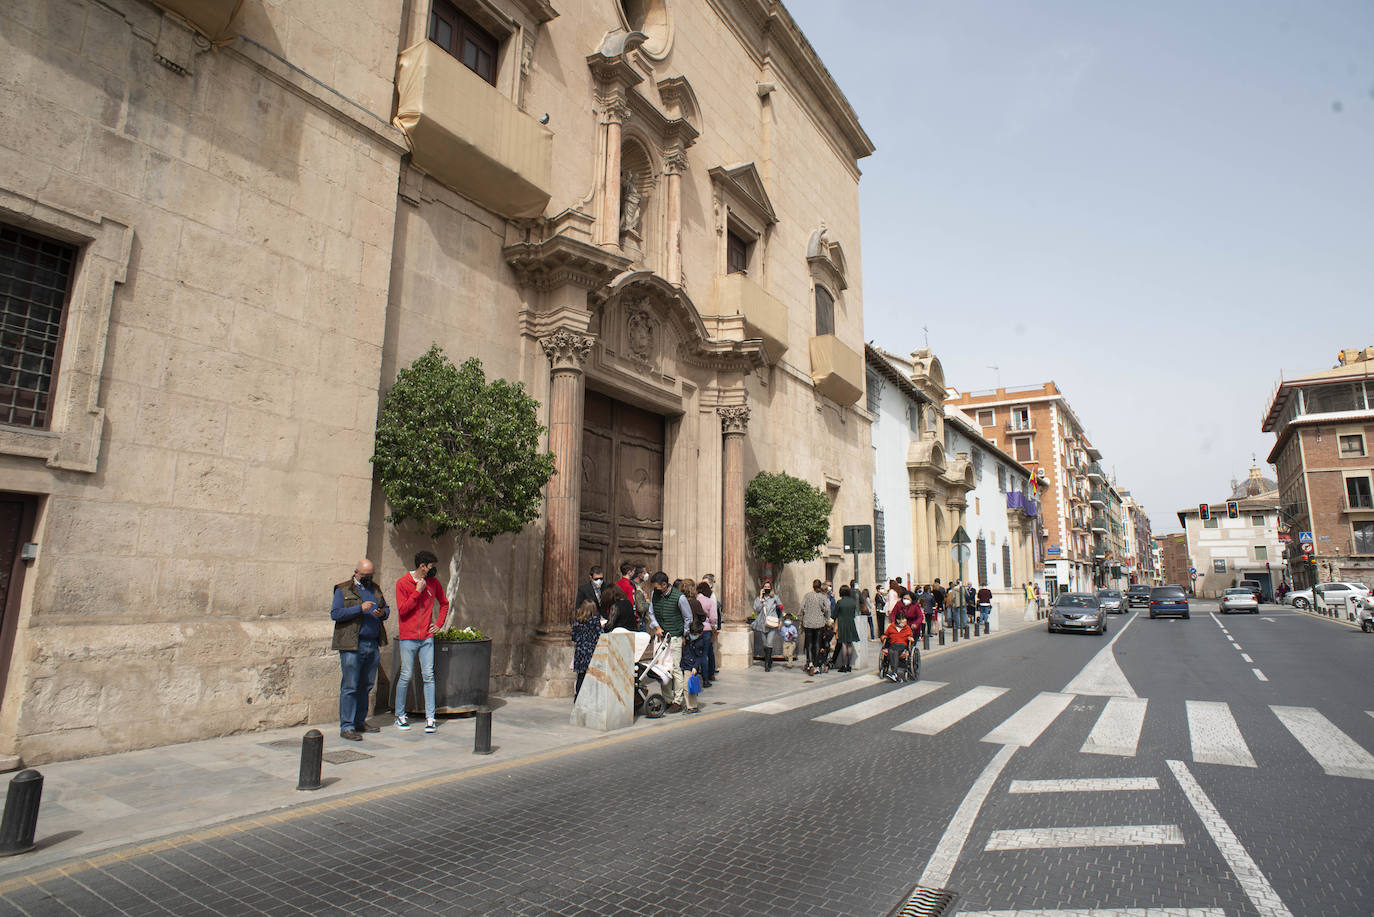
1238, 580, 1264, 603
1285, 582, 1371, 611
1096, 589, 1125, 614
1048, 592, 1107, 635
1218, 587, 1259, 614
1149, 585, 1190, 619
1126, 584, 1151, 608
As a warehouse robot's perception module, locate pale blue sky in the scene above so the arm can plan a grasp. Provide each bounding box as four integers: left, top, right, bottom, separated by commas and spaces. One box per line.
786, 0, 1374, 533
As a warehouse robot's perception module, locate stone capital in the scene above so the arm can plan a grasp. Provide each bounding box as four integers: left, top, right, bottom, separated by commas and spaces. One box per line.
717, 404, 750, 436
541, 331, 595, 372
663, 148, 690, 175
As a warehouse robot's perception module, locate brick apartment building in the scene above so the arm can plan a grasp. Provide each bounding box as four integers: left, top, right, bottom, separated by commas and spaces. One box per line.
1154, 533, 1190, 590
1262, 347, 1374, 588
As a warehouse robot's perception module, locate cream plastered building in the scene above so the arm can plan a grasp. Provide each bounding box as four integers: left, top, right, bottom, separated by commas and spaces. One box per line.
0, 0, 874, 763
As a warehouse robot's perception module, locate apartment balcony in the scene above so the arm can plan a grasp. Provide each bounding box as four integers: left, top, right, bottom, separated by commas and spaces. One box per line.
1089, 488, 1108, 506
1346, 494, 1374, 514
394, 42, 553, 219
1087, 462, 1106, 481
715, 273, 788, 361
1091, 514, 1107, 533
809, 335, 864, 406
1005, 419, 1035, 435
1070, 489, 1087, 505
156, 0, 240, 38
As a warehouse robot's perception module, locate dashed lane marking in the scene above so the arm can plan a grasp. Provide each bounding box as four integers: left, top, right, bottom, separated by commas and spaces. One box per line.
982, 692, 1076, 747
916, 744, 1017, 890
1187, 700, 1256, 768
1241, 653, 1253, 663
984, 824, 1183, 851
894, 685, 1008, 735
1081, 696, 1147, 757
1271, 705, 1374, 780
1008, 777, 1158, 793
812, 680, 946, 725
1253, 668, 1268, 682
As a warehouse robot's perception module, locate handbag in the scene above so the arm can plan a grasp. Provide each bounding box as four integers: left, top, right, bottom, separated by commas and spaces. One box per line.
764, 611, 780, 629
687, 673, 702, 694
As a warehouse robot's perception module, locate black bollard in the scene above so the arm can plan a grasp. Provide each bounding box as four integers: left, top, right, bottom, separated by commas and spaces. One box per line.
0, 770, 43, 856
938, 628, 945, 646
297, 730, 323, 791
474, 707, 493, 755
951, 624, 959, 643
923, 632, 931, 651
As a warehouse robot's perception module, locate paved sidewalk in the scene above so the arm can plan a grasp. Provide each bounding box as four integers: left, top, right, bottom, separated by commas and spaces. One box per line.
0, 616, 1038, 880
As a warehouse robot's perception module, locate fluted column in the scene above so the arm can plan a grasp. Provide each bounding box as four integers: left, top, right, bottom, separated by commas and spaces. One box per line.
911, 488, 928, 583
719, 405, 750, 624
664, 150, 687, 284
538, 331, 593, 636
925, 495, 939, 585
598, 103, 629, 247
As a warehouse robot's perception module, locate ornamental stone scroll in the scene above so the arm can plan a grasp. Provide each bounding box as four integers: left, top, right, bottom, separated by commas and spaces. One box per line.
717, 405, 750, 436
541, 331, 594, 372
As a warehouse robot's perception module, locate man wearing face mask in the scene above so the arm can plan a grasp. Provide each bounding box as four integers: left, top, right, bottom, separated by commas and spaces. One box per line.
393, 550, 449, 734
574, 565, 605, 615
331, 558, 390, 741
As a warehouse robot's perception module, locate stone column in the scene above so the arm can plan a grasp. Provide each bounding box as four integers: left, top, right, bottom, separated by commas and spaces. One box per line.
926, 496, 939, 585
718, 405, 753, 669
598, 104, 629, 248
664, 150, 687, 284
537, 330, 593, 640
947, 500, 967, 583
911, 488, 928, 583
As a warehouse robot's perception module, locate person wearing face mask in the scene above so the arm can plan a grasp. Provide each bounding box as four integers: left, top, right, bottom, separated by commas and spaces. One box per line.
393, 550, 449, 734
331, 558, 390, 741
574, 565, 605, 615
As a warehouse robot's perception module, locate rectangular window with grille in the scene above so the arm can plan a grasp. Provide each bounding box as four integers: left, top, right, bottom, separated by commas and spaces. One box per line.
1002, 542, 1012, 587
1, 224, 76, 429
976, 537, 988, 585
873, 503, 886, 583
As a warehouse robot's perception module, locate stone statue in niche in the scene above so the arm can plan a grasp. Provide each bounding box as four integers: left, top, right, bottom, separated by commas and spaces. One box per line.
619, 170, 643, 239
627, 309, 653, 363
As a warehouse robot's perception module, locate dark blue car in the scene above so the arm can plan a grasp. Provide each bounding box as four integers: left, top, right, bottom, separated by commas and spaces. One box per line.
1149, 585, 1190, 619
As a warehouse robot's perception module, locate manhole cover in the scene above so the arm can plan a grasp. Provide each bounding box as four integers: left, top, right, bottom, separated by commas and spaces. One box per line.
322, 749, 373, 764
886, 884, 957, 917
259, 739, 300, 751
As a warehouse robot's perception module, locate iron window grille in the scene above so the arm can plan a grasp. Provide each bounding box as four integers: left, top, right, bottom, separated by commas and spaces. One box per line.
1, 224, 76, 430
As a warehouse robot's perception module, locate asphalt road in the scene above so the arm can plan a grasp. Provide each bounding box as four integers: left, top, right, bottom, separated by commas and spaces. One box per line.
2, 604, 1370, 916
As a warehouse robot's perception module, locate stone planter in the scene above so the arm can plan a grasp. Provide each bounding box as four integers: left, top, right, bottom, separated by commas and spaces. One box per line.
396, 638, 491, 715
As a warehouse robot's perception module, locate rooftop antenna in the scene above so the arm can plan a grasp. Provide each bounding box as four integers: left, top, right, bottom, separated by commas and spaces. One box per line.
922, 325, 929, 348
988, 364, 1001, 388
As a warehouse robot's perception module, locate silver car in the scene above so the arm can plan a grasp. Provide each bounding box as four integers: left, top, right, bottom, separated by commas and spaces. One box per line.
1096, 589, 1125, 614
1048, 593, 1107, 635
1218, 587, 1259, 614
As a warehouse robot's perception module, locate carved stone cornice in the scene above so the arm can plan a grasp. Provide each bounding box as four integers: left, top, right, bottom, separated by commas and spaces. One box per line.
587, 30, 646, 90
504, 234, 632, 292
718, 405, 750, 436
597, 93, 633, 125
663, 148, 690, 175
541, 331, 595, 372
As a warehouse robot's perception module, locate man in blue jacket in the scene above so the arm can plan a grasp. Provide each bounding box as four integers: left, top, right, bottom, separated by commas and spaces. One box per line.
331, 558, 390, 741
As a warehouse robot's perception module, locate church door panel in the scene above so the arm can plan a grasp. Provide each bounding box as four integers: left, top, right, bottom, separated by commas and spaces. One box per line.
579, 392, 664, 578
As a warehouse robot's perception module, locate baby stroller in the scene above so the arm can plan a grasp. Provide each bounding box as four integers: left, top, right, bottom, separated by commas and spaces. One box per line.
877, 640, 919, 683
635, 634, 674, 718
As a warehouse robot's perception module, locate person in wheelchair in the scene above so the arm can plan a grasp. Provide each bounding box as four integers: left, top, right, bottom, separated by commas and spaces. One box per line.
880, 615, 914, 682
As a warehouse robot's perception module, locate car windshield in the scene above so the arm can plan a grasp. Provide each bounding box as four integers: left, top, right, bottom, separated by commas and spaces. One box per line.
1224, 588, 1251, 595
1097, 590, 1122, 598
1152, 587, 1186, 598
1056, 595, 1097, 608
1128, 586, 1149, 592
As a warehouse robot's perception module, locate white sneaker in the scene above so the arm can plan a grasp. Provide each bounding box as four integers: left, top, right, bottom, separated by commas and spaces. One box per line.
424, 719, 437, 733
395, 715, 410, 730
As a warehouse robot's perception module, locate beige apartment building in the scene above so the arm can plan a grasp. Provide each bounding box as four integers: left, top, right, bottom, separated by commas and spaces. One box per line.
946, 382, 1109, 597
1262, 347, 1374, 588
0, 0, 874, 763
1175, 468, 1283, 600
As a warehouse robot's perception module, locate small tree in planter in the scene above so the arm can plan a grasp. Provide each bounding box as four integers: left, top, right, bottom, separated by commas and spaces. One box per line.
372, 345, 556, 607
744, 470, 832, 584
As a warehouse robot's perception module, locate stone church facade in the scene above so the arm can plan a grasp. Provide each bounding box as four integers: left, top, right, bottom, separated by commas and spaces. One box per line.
0, 0, 873, 762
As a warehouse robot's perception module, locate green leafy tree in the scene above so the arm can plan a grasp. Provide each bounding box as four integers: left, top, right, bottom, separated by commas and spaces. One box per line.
744, 471, 832, 569
371, 346, 555, 606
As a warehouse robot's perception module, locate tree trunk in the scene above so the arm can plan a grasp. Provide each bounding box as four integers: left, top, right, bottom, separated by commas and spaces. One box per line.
446, 532, 466, 610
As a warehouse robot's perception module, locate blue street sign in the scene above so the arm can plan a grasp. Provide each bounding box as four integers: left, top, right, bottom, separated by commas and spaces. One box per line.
1189, 567, 1197, 575
1298, 531, 1314, 544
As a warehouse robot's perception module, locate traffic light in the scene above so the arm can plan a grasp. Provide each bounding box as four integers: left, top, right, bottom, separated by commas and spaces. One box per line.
1198, 503, 1210, 521
1226, 501, 1239, 519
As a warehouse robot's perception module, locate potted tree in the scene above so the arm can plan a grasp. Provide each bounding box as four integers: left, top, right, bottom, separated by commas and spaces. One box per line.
744, 471, 831, 661
372, 346, 555, 712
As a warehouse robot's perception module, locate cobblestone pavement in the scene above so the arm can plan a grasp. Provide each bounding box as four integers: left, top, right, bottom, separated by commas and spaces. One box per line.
0, 605, 1368, 916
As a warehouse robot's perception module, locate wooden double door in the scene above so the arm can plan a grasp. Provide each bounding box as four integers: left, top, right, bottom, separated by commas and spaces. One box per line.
579, 391, 665, 579
0, 495, 35, 712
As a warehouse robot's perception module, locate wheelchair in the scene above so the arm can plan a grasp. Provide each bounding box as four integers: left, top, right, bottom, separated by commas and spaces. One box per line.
877, 641, 919, 682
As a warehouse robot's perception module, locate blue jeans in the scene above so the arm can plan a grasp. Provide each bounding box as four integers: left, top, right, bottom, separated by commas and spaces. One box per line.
978, 603, 991, 623
394, 638, 436, 721
952, 606, 968, 628
339, 638, 379, 730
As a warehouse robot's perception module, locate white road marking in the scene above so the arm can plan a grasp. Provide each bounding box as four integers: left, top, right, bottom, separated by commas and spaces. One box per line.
1061, 611, 1139, 697
916, 744, 1017, 889
1187, 700, 1257, 768
984, 824, 1182, 850
1081, 696, 1148, 757
957, 910, 1225, 917
1008, 777, 1158, 793
1252, 668, 1268, 682
1262, 617, 1276, 622
894, 685, 1008, 735
740, 675, 879, 714
1241, 653, 1253, 663
1271, 706, 1374, 780
983, 692, 1076, 746
812, 680, 946, 725
1232, 643, 1244, 651
1168, 759, 1294, 916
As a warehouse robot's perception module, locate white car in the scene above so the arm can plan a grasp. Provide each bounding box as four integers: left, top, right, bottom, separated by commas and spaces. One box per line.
1285, 582, 1371, 611
1218, 587, 1259, 614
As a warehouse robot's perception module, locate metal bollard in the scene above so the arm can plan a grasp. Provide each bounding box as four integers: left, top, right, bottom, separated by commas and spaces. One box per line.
937, 628, 945, 646
474, 707, 493, 755
951, 624, 959, 643
297, 729, 323, 791
0, 770, 43, 856
923, 632, 931, 651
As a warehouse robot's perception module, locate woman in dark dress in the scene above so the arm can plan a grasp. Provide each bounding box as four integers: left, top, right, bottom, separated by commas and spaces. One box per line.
832, 584, 861, 672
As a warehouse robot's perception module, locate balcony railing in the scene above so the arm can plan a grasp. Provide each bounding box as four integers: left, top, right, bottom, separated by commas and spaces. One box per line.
393, 41, 553, 219
1087, 462, 1106, 481
1346, 494, 1374, 513
1005, 419, 1035, 435
716, 274, 788, 361
1091, 514, 1107, 533
1089, 488, 1108, 506
809, 335, 864, 406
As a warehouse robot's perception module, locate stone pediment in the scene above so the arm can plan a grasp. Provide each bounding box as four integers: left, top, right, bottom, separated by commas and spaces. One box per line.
709, 164, 776, 226
600, 271, 765, 374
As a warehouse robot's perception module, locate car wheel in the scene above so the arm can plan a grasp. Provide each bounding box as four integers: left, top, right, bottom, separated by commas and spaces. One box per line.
1047, 623, 1054, 633
1183, 612, 1190, 619
1294, 598, 1309, 610
1252, 608, 1259, 614
1149, 612, 1156, 619
1100, 623, 1108, 635
1362, 620, 1372, 633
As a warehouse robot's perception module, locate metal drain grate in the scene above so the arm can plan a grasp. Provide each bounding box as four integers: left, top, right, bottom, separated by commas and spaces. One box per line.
886, 884, 957, 917
259, 739, 300, 751
322, 749, 373, 764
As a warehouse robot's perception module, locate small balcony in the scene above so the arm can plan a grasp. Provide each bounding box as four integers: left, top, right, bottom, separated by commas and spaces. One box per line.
809, 335, 864, 406
1089, 488, 1107, 506
1087, 462, 1106, 481
1345, 493, 1374, 513
394, 41, 553, 219
155, 0, 240, 38
1091, 513, 1107, 533
716, 273, 788, 361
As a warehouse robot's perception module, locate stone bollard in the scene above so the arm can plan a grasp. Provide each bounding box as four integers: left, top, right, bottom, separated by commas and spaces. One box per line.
0, 770, 43, 856
297, 730, 323, 791
474, 707, 493, 755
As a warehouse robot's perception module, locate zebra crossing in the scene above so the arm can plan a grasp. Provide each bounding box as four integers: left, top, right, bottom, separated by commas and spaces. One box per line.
744, 676, 1374, 779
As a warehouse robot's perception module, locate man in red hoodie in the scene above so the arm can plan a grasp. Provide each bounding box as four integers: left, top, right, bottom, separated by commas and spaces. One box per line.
394, 550, 449, 733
